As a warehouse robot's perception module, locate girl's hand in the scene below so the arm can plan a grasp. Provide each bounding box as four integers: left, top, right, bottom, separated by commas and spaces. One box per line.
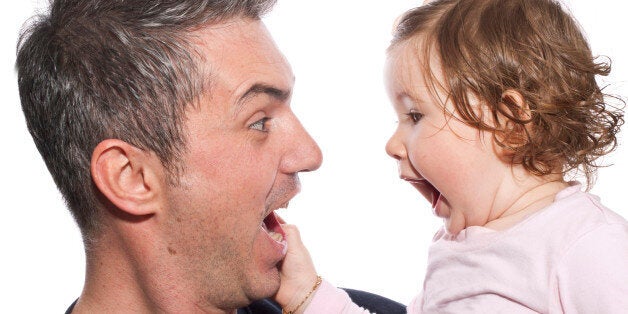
274, 223, 319, 313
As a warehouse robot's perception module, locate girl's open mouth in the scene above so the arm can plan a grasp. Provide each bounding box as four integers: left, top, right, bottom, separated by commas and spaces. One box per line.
403, 177, 442, 210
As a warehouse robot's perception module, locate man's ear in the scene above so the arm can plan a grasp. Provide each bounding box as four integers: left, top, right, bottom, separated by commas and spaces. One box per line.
91, 139, 163, 217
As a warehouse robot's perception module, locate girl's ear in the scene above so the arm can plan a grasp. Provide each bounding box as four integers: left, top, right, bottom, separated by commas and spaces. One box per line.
91, 139, 163, 217
501, 89, 531, 121
495, 89, 532, 150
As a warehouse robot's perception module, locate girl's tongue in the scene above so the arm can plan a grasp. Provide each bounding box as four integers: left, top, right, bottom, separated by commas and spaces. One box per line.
410, 180, 442, 209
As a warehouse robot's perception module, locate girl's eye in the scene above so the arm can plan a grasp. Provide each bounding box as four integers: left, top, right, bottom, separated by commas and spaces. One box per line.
406, 110, 423, 124
249, 117, 271, 132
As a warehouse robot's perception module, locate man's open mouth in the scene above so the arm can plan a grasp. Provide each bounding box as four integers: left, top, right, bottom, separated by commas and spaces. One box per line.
262, 211, 286, 244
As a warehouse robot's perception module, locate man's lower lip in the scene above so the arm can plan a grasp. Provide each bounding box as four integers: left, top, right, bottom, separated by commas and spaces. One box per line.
261, 212, 288, 257
262, 227, 287, 257
267, 230, 287, 254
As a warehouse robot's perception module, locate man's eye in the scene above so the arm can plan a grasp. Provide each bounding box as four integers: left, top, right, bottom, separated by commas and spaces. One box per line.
406, 111, 423, 124
249, 117, 271, 132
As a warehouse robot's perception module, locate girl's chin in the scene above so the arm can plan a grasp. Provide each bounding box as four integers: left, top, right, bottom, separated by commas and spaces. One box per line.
443, 220, 463, 236
441, 210, 467, 236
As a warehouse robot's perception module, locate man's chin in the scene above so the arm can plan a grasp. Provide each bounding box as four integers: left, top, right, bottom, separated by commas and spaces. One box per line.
244, 267, 281, 303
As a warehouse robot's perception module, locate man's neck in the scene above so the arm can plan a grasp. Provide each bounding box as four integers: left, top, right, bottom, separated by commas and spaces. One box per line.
72, 232, 236, 314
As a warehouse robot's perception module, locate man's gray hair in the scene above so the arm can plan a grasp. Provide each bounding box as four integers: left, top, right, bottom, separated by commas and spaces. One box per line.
16, 0, 277, 242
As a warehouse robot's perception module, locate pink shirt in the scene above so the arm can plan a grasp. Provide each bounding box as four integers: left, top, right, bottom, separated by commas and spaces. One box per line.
305, 184, 628, 313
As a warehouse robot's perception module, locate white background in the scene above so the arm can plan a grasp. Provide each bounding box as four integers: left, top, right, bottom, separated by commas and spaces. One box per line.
1, 0, 627, 312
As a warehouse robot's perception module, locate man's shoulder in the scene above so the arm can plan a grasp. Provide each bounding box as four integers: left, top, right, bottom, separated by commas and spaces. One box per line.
65, 299, 77, 314
238, 299, 282, 314
239, 290, 406, 314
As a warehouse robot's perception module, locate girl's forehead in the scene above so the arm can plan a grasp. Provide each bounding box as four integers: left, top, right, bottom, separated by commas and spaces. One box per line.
388, 40, 422, 69
386, 39, 440, 96
387, 44, 421, 87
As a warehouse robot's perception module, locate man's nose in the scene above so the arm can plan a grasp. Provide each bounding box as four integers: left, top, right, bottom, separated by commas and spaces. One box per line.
385, 128, 406, 161
281, 117, 323, 174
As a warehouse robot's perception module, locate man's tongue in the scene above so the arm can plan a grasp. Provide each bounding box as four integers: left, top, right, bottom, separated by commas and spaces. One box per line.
262, 211, 285, 243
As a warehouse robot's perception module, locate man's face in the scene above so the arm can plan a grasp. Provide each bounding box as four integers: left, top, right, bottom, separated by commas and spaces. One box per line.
161, 18, 322, 309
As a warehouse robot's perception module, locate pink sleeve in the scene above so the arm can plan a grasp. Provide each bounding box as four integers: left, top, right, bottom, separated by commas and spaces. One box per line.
556, 223, 628, 313
303, 280, 373, 314
406, 292, 422, 314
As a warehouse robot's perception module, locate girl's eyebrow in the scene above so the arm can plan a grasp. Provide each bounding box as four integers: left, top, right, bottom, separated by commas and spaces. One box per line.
399, 93, 426, 110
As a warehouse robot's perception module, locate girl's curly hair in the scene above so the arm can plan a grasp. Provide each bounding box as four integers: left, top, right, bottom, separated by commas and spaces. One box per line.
391, 0, 624, 188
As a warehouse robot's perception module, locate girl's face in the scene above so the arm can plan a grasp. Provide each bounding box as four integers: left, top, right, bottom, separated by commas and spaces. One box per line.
384, 42, 511, 235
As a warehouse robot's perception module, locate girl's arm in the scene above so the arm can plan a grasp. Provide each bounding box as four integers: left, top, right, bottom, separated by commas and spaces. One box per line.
274, 224, 373, 314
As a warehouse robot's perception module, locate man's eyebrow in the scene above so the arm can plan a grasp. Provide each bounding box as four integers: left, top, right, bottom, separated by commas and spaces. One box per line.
235, 83, 292, 112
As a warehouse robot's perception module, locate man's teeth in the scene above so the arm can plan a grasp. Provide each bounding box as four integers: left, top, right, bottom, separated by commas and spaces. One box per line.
269, 231, 284, 242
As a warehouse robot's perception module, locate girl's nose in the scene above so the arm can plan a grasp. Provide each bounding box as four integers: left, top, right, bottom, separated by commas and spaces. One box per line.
385, 129, 407, 160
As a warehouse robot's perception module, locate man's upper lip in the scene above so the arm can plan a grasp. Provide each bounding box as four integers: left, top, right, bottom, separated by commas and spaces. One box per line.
263, 188, 299, 218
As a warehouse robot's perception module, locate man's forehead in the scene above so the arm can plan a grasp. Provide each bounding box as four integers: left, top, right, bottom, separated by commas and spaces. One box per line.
192, 18, 278, 57
188, 17, 295, 112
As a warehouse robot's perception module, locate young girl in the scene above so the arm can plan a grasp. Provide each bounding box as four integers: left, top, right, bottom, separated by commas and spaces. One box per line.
275, 0, 628, 312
